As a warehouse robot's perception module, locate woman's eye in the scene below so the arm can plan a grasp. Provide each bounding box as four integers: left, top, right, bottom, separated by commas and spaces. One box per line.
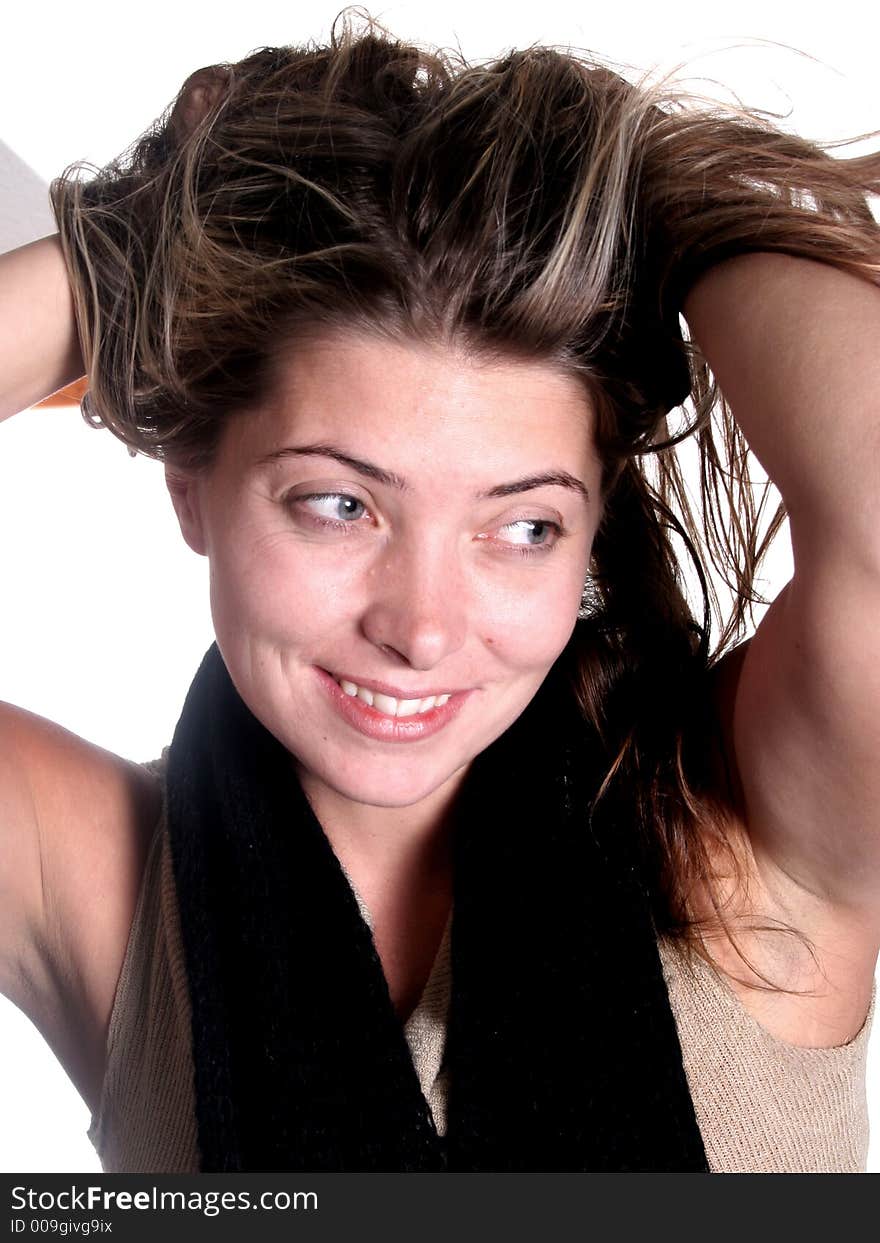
291, 492, 368, 527
286, 496, 561, 551
497, 518, 562, 552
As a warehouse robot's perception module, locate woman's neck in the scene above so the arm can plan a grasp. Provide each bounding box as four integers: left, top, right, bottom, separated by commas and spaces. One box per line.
295, 766, 463, 1019
297, 766, 463, 902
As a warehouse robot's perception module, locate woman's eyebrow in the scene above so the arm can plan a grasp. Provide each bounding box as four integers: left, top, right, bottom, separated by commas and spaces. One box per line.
255, 442, 590, 504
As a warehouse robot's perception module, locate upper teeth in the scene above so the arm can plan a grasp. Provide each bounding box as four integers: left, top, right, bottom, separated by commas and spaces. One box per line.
336, 678, 451, 717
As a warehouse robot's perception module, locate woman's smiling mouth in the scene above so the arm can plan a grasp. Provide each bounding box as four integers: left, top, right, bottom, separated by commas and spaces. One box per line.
316, 668, 473, 741
336, 677, 451, 717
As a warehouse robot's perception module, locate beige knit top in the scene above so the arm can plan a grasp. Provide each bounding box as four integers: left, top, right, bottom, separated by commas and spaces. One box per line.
88, 755, 874, 1174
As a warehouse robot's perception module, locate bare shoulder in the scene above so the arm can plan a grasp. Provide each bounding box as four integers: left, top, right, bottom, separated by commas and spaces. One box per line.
695, 645, 879, 1049
0, 700, 163, 1111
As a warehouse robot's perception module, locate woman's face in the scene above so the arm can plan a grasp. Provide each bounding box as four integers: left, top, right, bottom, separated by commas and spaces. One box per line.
167, 330, 603, 820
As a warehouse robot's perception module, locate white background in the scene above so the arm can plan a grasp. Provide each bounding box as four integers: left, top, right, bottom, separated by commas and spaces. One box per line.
0, 0, 877, 1172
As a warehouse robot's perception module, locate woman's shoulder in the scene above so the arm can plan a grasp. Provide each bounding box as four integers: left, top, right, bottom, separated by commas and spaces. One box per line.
0, 700, 164, 1112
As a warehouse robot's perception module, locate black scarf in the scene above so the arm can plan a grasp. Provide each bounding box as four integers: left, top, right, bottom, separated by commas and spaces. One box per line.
165, 641, 709, 1172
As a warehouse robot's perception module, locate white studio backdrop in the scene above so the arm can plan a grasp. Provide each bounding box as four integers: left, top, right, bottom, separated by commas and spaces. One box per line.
0, 0, 877, 1173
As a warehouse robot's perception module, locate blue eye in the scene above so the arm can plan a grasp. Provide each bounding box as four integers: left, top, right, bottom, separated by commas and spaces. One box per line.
296, 493, 368, 526
499, 519, 561, 550
287, 494, 563, 554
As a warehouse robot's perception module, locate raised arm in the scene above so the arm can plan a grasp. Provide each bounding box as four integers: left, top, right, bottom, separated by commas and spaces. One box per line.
0, 235, 159, 1109
0, 234, 84, 421
683, 254, 880, 925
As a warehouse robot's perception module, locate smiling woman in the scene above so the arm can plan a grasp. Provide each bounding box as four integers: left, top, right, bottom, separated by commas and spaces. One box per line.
1, 10, 879, 1174
166, 332, 599, 820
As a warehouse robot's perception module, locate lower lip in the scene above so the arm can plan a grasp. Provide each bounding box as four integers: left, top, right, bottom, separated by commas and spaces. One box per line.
315, 668, 473, 743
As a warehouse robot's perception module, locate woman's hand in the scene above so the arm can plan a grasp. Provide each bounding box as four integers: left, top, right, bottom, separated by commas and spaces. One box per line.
0, 234, 84, 423
168, 66, 231, 147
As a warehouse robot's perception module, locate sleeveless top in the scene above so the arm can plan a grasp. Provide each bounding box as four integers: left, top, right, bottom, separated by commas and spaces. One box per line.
87, 754, 875, 1173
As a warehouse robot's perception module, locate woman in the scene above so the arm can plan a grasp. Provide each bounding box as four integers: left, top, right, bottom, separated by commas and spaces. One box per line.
0, 17, 878, 1172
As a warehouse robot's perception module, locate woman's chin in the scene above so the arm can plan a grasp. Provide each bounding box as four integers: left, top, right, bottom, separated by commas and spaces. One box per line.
297, 755, 468, 814
333, 775, 451, 811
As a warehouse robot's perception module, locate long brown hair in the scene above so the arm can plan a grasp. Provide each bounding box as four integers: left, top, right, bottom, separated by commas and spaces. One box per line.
50, 10, 880, 987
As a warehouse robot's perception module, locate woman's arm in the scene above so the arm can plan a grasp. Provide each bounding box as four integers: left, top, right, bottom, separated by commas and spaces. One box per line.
0, 235, 83, 423
683, 253, 880, 918
0, 233, 160, 1108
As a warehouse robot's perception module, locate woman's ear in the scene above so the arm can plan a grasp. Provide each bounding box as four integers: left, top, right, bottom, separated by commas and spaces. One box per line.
165, 465, 209, 556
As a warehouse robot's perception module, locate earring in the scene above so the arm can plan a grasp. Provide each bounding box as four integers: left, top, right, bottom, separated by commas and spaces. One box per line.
578, 572, 601, 620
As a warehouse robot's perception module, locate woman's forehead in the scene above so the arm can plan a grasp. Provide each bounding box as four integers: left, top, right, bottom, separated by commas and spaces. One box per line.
235, 328, 599, 469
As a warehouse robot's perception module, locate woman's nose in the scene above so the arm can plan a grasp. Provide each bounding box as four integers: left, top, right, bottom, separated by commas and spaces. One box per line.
359, 534, 469, 670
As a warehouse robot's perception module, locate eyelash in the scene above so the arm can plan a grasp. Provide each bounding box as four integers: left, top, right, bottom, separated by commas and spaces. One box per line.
286, 492, 564, 557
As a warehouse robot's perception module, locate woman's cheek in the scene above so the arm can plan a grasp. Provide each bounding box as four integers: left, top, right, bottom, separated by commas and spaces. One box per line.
478, 567, 583, 658
242, 548, 366, 637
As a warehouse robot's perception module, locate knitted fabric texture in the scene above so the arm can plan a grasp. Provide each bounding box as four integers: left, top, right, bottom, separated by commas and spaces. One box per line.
88, 783, 875, 1174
